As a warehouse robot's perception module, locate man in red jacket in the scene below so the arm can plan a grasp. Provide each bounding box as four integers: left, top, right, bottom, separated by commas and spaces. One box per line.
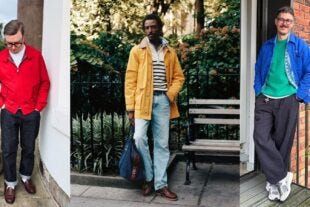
0, 20, 50, 204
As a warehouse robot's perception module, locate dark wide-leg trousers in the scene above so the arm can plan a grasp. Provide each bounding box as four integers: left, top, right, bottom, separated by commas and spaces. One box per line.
1, 109, 40, 182
253, 94, 299, 184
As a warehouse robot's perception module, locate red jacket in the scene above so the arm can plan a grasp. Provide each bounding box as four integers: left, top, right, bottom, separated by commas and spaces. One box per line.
0, 45, 50, 115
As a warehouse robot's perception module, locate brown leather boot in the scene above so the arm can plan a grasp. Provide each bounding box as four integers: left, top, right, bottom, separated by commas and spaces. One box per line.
156, 187, 178, 201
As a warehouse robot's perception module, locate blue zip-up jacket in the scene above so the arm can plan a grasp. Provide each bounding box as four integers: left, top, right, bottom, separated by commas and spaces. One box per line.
254, 33, 310, 103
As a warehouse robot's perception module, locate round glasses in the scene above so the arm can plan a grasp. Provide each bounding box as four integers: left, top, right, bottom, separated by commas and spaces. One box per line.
5, 41, 23, 48
277, 17, 294, 24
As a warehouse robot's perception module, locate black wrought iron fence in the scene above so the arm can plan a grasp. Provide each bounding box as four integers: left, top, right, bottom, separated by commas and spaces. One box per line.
70, 68, 240, 175
70, 71, 128, 174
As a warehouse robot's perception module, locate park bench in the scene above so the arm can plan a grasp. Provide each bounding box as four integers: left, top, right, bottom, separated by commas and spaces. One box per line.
182, 98, 240, 184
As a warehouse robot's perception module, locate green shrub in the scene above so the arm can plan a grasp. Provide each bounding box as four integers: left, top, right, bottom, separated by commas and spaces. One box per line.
177, 26, 240, 99
71, 113, 129, 175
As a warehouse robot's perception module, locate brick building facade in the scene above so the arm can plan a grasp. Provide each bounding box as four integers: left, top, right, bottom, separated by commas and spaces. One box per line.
290, 0, 310, 188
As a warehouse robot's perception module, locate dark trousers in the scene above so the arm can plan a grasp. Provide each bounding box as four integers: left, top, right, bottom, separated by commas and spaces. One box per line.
253, 94, 299, 184
1, 109, 40, 182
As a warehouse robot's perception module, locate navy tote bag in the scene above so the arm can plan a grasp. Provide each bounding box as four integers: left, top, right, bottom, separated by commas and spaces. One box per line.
119, 126, 145, 181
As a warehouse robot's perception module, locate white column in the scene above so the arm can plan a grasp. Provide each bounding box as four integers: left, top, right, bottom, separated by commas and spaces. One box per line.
240, 0, 257, 172
40, 0, 70, 195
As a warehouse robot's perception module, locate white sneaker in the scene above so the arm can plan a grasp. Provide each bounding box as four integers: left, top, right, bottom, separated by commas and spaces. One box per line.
266, 181, 271, 191
278, 172, 293, 201
268, 184, 280, 200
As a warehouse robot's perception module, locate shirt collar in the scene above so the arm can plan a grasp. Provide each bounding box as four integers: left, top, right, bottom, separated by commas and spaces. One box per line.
9, 44, 26, 58
139, 36, 169, 48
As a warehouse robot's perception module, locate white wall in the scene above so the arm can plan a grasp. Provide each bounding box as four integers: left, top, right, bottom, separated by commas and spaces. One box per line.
40, 0, 70, 195
240, 0, 257, 172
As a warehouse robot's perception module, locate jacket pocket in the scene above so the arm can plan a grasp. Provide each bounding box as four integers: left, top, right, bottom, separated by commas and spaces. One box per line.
135, 90, 143, 109
137, 64, 147, 89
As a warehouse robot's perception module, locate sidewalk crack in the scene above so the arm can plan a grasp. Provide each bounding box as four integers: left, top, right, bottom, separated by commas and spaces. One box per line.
197, 162, 213, 206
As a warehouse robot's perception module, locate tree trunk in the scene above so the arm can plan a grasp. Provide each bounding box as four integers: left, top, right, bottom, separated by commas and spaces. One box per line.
195, 0, 204, 36
17, 0, 43, 50
152, 0, 175, 15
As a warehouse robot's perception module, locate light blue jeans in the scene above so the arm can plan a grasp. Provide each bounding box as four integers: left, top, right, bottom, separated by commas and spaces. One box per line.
134, 94, 170, 190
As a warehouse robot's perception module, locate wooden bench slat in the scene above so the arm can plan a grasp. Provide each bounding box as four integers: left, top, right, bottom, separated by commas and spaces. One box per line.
189, 99, 240, 105
193, 118, 240, 125
183, 99, 240, 158
182, 145, 240, 153
182, 139, 240, 152
189, 108, 240, 115
192, 139, 240, 147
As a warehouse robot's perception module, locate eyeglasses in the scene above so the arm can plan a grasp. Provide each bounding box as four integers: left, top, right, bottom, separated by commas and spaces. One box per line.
5, 41, 23, 48
277, 17, 294, 24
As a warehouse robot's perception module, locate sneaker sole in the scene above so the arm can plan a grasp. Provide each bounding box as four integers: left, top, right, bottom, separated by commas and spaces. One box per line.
280, 172, 293, 202
268, 194, 280, 201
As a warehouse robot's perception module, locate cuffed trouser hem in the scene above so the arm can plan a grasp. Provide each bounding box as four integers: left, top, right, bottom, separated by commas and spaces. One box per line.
5, 180, 17, 188
155, 184, 168, 191
20, 173, 31, 183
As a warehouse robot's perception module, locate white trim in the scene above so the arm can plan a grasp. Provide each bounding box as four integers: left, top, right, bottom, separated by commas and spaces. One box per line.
240, 0, 257, 173
40, 0, 70, 196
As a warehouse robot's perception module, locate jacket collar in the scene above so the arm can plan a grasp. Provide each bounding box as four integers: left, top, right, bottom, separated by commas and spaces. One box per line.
138, 36, 169, 49
268, 32, 297, 45
1, 44, 32, 63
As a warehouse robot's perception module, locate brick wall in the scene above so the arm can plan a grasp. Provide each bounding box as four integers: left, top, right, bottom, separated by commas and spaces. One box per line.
293, 0, 310, 42
291, 0, 310, 188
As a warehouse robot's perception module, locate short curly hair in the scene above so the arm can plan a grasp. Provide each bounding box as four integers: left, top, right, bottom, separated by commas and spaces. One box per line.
276, 6, 294, 18
142, 13, 163, 31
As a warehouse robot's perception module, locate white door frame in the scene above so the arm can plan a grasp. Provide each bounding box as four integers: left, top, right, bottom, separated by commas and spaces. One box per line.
240, 0, 258, 173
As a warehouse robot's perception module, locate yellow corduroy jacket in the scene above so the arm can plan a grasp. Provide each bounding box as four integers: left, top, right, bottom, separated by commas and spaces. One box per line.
125, 37, 185, 120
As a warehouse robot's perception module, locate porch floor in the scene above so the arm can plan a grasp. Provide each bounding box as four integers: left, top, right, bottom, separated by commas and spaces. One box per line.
70, 161, 239, 207
241, 172, 310, 207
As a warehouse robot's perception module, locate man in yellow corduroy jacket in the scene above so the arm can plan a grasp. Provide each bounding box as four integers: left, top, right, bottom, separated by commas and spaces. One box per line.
125, 13, 184, 201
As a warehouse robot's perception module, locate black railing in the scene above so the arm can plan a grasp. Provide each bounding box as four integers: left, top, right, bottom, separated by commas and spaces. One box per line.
71, 71, 127, 174
71, 68, 240, 175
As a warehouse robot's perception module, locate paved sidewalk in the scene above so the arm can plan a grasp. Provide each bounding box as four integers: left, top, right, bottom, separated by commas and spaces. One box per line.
70, 162, 239, 207
0, 147, 58, 207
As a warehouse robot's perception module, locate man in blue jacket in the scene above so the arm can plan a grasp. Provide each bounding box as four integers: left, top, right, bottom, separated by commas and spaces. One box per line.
253, 6, 310, 202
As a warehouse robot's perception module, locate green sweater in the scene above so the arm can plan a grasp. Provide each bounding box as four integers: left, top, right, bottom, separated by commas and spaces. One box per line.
261, 39, 296, 98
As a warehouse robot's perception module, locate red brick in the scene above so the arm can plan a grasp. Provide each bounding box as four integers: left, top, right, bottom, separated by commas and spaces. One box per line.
300, 4, 310, 13
304, 26, 310, 33
299, 119, 306, 124
299, 131, 305, 137
300, 105, 305, 110
299, 32, 309, 40
295, 10, 304, 19
299, 145, 306, 151
295, 0, 305, 4
294, 3, 301, 10
299, 177, 305, 184
294, 24, 305, 32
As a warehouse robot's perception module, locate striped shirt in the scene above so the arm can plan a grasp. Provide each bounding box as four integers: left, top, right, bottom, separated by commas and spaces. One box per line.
148, 38, 167, 92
